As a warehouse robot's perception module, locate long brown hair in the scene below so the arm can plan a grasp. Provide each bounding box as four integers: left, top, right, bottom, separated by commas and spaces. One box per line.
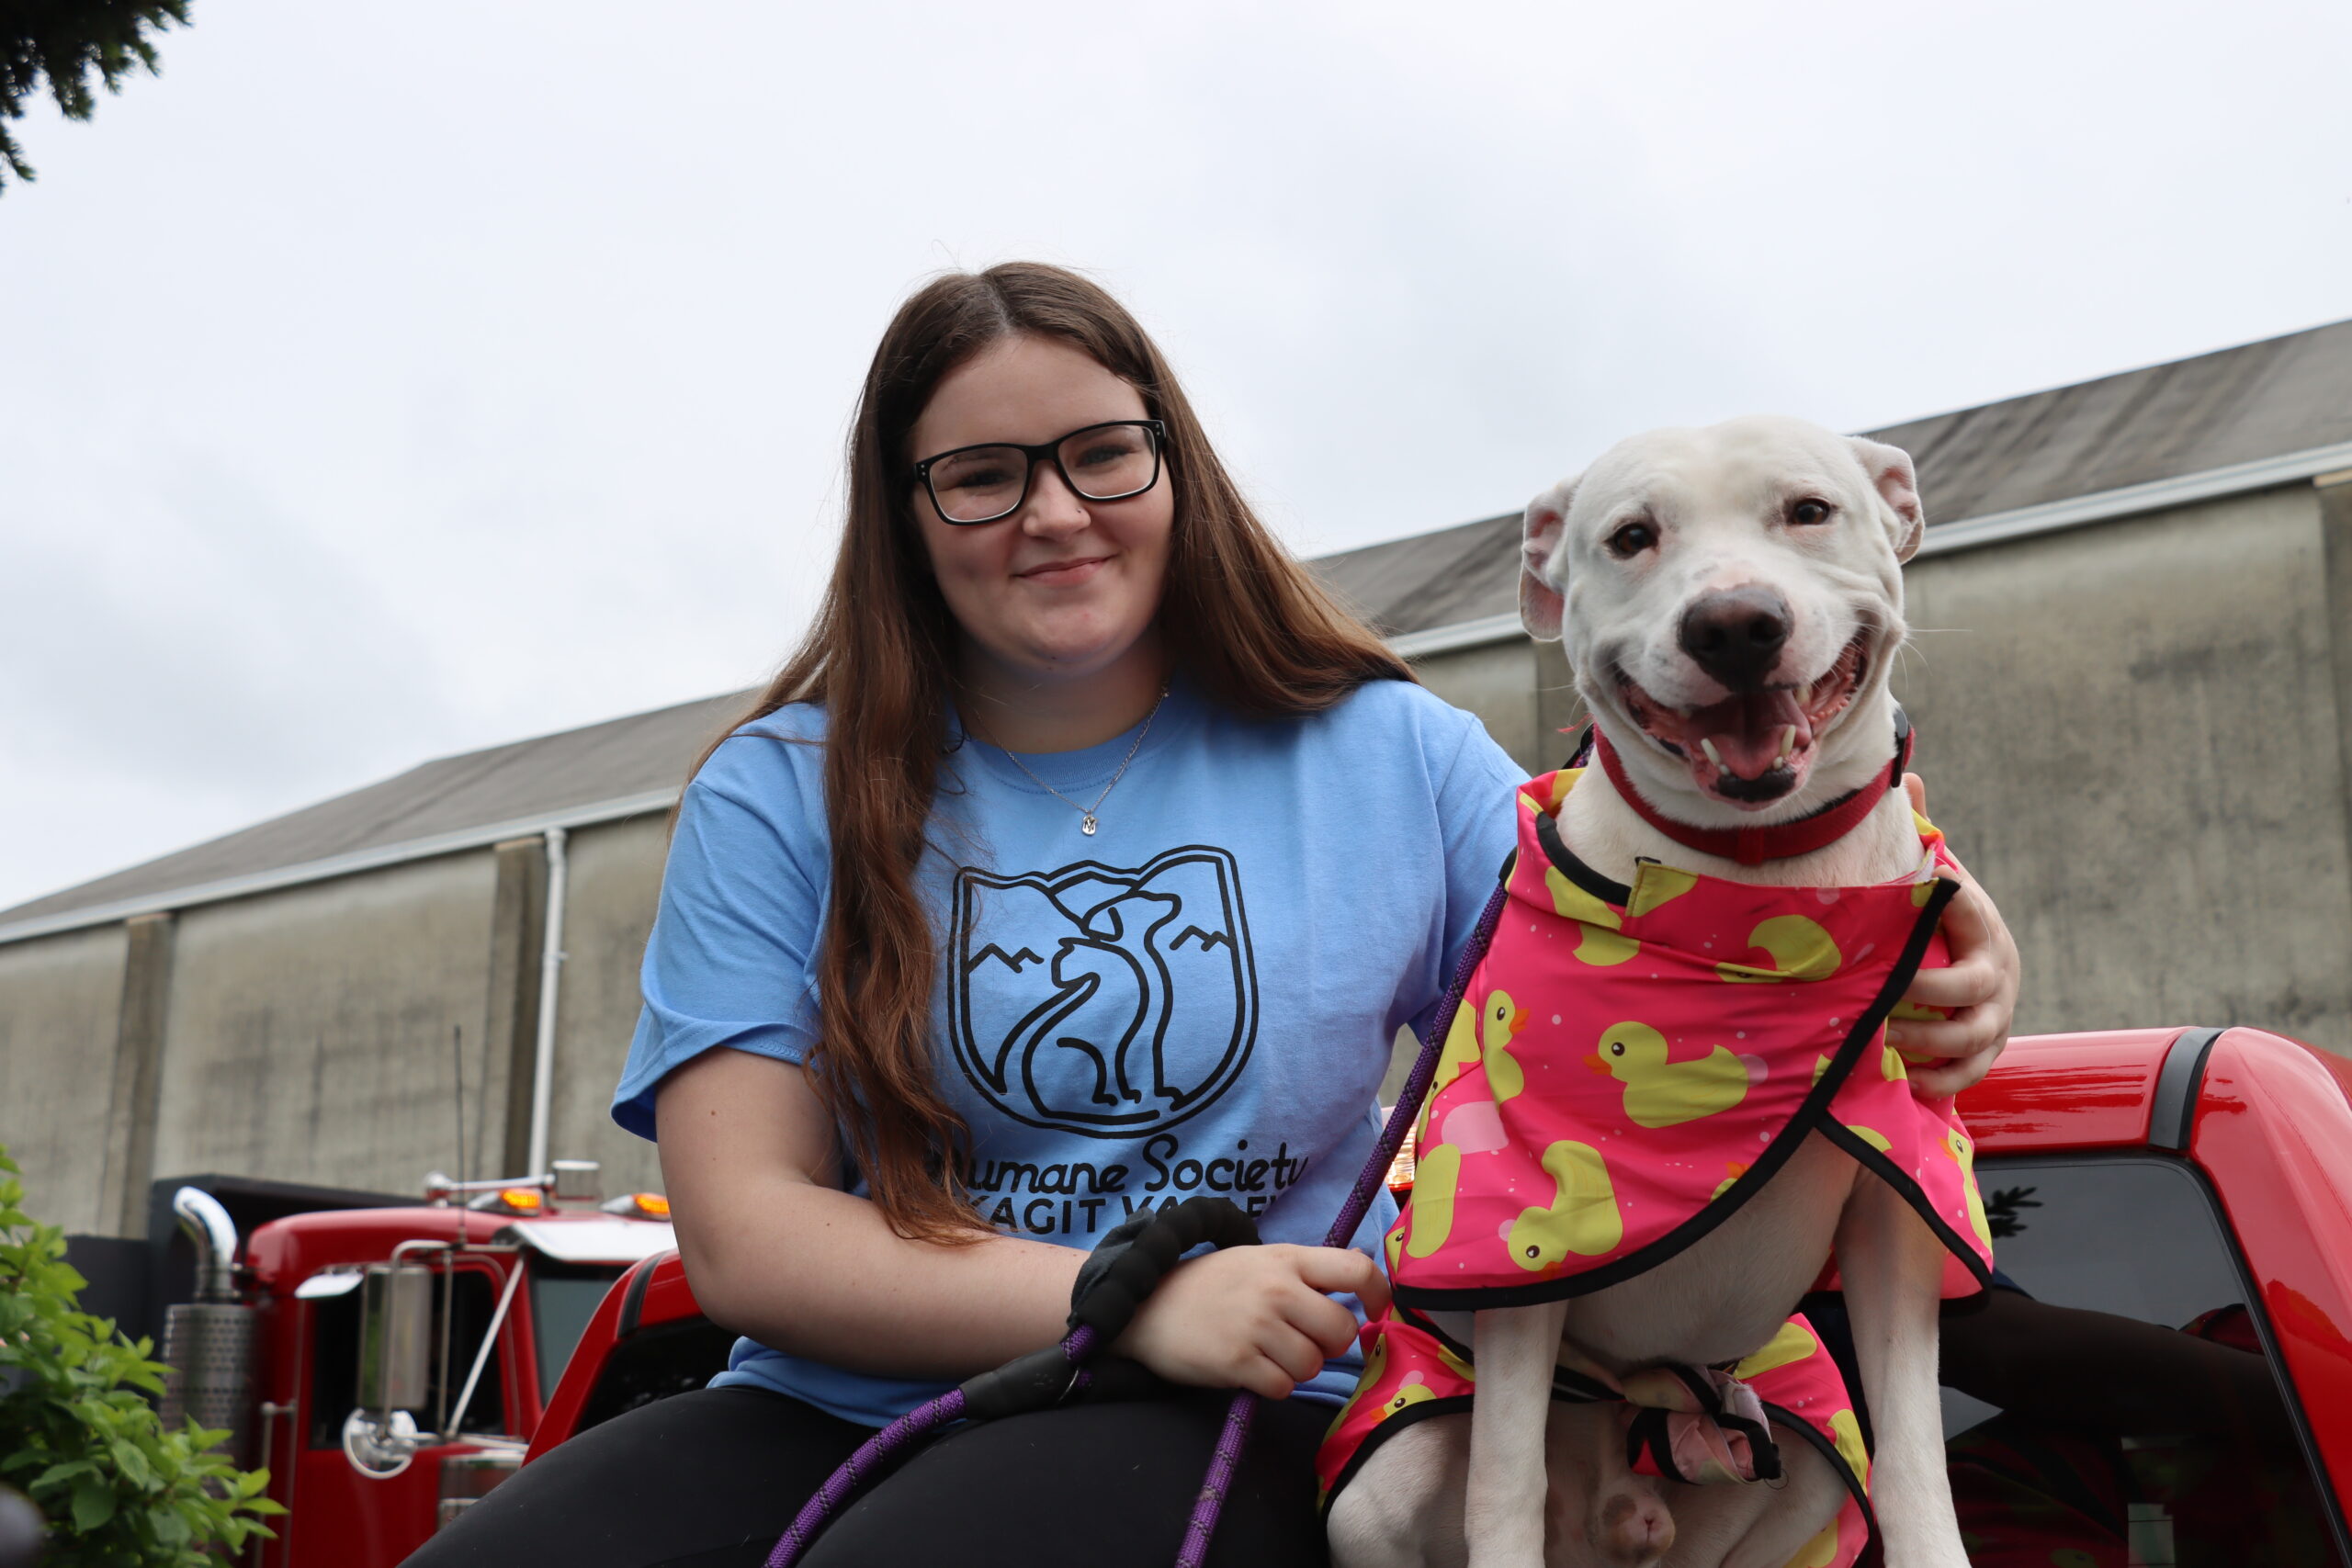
702, 263, 1412, 1241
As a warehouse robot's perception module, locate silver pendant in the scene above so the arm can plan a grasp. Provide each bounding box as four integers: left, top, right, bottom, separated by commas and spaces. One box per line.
1081, 815, 1098, 835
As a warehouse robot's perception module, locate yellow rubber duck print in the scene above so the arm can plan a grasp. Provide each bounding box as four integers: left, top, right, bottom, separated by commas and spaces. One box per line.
1626, 863, 1701, 918
1379, 1377, 1436, 1417
1733, 1319, 1820, 1380
1541, 867, 1640, 966
1947, 1128, 1993, 1247
1403, 1142, 1462, 1258
1426, 990, 1487, 1104
1716, 914, 1842, 983
1476, 990, 1534, 1102
1828, 1406, 1870, 1488
1887, 998, 1947, 1066
1587, 1021, 1755, 1128
1782, 1520, 1839, 1568
1509, 1139, 1622, 1269
1324, 1328, 1392, 1441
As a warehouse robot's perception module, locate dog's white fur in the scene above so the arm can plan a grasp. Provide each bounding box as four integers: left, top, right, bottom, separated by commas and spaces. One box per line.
1329, 417, 1968, 1568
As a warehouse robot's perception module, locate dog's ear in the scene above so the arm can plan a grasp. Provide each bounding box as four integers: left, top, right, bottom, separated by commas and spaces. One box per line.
1847, 437, 1925, 562
1521, 478, 1576, 641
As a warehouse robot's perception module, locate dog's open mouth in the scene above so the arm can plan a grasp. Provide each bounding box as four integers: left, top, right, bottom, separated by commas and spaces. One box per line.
1619, 634, 1868, 806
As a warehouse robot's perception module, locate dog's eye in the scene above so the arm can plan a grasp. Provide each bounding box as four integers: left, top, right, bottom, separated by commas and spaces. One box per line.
1606, 521, 1657, 558
1789, 499, 1834, 526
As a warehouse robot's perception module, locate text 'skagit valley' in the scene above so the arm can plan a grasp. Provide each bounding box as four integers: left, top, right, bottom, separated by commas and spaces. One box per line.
963, 1134, 1314, 1236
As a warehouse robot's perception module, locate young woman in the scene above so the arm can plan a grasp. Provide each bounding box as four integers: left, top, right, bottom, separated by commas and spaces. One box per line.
410, 263, 2018, 1568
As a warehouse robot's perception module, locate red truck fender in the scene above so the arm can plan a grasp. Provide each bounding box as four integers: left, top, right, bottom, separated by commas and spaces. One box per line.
529, 1249, 709, 1462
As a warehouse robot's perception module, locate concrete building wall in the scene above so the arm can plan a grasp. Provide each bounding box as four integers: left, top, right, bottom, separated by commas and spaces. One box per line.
1894, 484, 2352, 1049
151, 853, 503, 1201
0, 923, 128, 1232
1412, 638, 1547, 773
543, 813, 670, 1193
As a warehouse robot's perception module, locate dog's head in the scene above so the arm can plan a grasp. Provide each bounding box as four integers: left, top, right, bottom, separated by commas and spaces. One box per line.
1521, 415, 1923, 820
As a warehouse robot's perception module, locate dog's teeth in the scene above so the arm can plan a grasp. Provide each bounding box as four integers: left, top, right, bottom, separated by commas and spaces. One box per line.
1699, 738, 1723, 770
1777, 726, 1797, 764
1796, 682, 1813, 707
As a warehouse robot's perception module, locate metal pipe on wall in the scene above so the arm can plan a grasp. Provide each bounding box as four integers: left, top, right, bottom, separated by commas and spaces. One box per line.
524, 826, 568, 1179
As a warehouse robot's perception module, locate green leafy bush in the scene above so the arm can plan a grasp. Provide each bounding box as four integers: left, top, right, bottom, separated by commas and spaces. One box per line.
0, 1145, 282, 1565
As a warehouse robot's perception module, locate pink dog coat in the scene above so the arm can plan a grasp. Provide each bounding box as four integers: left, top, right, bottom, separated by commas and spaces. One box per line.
1385, 766, 1995, 1310
1317, 1307, 1874, 1568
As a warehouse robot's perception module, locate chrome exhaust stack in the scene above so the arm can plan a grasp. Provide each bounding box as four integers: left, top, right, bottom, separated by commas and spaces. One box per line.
157, 1188, 257, 1465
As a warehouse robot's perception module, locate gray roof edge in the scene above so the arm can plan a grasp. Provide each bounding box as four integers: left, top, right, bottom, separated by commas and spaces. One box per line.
1313, 509, 1521, 571
1858, 314, 2352, 439
0, 787, 681, 948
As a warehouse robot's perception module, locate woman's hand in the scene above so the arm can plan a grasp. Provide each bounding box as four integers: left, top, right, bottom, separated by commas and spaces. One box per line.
1893, 773, 2021, 1097
1114, 1244, 1389, 1401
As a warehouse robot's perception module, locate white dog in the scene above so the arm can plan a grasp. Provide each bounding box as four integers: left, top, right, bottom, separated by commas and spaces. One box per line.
1328, 416, 1979, 1568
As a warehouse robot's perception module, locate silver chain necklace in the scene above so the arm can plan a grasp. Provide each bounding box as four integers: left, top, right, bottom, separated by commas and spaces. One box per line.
982, 683, 1170, 836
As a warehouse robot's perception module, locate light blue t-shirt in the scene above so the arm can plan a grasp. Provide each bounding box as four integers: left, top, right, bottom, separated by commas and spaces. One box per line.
613, 676, 1523, 1427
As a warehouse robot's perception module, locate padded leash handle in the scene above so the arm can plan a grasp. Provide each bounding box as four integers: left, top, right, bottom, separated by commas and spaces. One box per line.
957, 1197, 1258, 1424
1069, 1195, 1261, 1341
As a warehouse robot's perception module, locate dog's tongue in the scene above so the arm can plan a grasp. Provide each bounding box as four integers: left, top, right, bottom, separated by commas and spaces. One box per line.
1690, 689, 1809, 780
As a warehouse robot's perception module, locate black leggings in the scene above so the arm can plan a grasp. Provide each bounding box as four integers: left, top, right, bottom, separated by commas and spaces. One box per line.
401, 1386, 1333, 1568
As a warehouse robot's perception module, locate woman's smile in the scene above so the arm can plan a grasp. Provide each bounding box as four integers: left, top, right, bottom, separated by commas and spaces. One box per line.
1015, 553, 1112, 586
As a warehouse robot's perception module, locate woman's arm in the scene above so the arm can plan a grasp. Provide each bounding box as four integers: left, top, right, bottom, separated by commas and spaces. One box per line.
656, 1047, 1385, 1397
657, 1047, 1077, 1378
1891, 773, 2022, 1097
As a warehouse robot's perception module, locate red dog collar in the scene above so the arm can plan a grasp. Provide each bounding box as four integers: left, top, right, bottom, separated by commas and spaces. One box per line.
1588, 716, 1915, 867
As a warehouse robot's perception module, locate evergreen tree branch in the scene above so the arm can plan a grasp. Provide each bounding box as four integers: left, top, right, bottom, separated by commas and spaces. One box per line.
0, 0, 191, 191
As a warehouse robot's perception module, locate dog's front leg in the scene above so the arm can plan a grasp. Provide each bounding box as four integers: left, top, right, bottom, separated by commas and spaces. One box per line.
1836, 1177, 1968, 1568
1466, 1301, 1569, 1568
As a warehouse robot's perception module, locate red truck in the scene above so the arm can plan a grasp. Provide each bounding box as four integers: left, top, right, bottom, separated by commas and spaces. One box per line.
148, 1160, 681, 1567
533, 1026, 2352, 1566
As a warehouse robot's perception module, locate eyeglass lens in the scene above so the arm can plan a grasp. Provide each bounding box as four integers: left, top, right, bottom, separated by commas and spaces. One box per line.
927, 423, 1159, 524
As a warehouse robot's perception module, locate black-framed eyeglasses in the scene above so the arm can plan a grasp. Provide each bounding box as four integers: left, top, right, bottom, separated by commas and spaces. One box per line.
912, 419, 1168, 525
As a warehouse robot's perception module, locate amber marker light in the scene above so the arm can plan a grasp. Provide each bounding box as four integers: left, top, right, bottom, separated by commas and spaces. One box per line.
602, 1191, 673, 1219
501, 1188, 544, 1213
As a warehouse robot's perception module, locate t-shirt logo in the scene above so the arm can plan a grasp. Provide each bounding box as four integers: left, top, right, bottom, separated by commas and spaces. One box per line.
948, 845, 1260, 1138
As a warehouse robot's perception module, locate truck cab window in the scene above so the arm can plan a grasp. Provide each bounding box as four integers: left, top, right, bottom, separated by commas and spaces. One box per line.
1938, 1156, 2343, 1568
308, 1267, 508, 1447
528, 1262, 627, 1404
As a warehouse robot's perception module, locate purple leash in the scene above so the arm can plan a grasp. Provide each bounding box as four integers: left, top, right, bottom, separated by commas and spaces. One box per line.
769, 880, 1510, 1568
768, 1327, 1104, 1565
1175, 879, 1508, 1567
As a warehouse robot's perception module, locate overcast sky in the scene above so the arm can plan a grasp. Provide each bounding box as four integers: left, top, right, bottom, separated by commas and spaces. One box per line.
3, 0, 2349, 913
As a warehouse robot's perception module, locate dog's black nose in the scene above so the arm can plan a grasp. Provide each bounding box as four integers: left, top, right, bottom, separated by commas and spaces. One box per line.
1679, 587, 1791, 692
